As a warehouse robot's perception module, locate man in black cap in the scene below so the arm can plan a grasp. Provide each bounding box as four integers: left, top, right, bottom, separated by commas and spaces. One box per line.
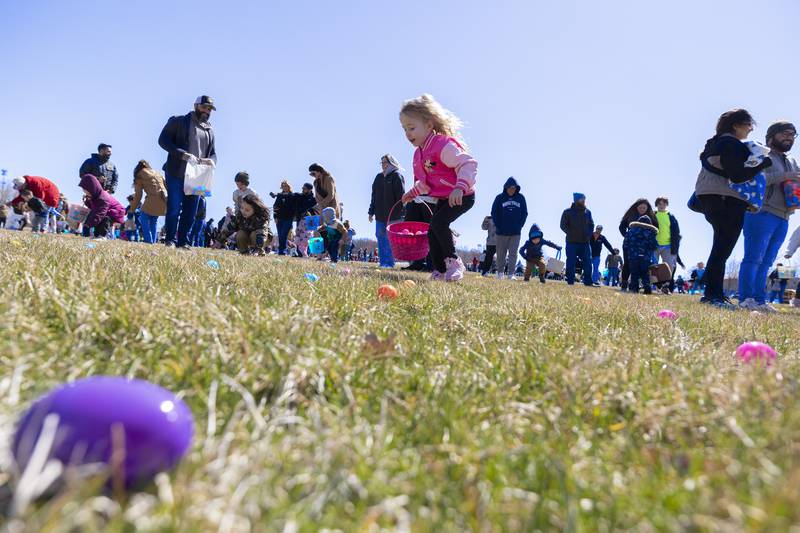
79, 143, 119, 193
158, 95, 218, 247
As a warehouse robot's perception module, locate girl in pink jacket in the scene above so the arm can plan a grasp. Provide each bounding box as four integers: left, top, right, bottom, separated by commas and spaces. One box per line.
400, 94, 477, 282
79, 174, 126, 238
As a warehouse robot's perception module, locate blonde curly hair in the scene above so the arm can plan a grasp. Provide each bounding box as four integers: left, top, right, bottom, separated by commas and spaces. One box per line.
400, 94, 466, 145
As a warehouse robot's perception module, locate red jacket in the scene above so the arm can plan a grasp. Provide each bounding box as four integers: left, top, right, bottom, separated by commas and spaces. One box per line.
10, 176, 60, 208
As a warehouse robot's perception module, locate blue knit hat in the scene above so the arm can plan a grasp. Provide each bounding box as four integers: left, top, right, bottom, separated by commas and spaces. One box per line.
573, 192, 586, 202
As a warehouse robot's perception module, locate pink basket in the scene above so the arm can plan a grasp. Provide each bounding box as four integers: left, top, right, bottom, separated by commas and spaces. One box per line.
386, 201, 432, 261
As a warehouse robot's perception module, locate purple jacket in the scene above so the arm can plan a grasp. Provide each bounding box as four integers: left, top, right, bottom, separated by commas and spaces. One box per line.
79, 174, 126, 227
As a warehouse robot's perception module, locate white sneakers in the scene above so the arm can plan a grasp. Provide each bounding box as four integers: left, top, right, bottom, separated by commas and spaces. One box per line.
444, 257, 466, 282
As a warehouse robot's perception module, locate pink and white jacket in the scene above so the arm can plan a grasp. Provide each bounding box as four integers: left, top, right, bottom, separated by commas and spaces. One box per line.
407, 133, 477, 200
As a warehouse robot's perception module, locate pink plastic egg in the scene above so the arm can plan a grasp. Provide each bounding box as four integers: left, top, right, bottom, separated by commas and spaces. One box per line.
657, 309, 677, 320
735, 341, 776, 365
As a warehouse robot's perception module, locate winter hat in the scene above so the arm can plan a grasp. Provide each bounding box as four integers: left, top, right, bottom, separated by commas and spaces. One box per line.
573, 192, 586, 202
637, 214, 652, 224
322, 207, 336, 223
766, 121, 796, 144
302, 182, 313, 191
596, 225, 604, 232
12, 177, 25, 190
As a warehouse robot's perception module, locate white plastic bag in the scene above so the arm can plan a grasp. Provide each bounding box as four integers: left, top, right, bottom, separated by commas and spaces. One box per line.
184, 159, 214, 197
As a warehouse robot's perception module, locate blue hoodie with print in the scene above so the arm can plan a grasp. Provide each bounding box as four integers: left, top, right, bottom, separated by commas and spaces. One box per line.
491, 177, 528, 236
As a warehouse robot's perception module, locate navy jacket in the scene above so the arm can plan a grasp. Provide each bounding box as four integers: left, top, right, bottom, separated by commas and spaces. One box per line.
491, 177, 528, 236
623, 218, 659, 260
519, 224, 560, 260
79, 154, 119, 193
560, 203, 594, 243
158, 112, 217, 178
589, 233, 614, 258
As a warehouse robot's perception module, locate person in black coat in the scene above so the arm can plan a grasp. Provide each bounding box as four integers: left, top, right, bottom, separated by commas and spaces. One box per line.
294, 183, 317, 220
271, 180, 296, 255
560, 192, 595, 286
369, 154, 406, 268
157, 95, 218, 248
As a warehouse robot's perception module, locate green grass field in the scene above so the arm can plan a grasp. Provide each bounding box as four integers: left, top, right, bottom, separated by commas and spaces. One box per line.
2, 230, 800, 531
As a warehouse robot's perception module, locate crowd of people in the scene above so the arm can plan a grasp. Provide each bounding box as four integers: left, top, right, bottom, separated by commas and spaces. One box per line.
5, 97, 800, 310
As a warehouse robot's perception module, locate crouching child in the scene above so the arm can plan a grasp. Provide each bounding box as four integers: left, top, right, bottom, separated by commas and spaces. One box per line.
318, 207, 346, 263
215, 194, 271, 255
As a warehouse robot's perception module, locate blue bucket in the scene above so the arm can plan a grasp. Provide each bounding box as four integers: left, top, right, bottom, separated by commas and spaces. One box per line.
308, 237, 324, 255
304, 215, 321, 228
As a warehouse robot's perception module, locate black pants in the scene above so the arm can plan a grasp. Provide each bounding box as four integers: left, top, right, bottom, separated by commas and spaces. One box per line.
620, 248, 630, 289
429, 195, 475, 272
480, 245, 496, 274
405, 200, 436, 270
698, 194, 747, 300
0, 217, 6, 228
93, 217, 111, 238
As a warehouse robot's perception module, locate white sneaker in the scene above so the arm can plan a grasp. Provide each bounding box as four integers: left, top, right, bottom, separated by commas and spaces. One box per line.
445, 257, 466, 282
496, 272, 504, 280
509, 274, 519, 281
738, 298, 759, 310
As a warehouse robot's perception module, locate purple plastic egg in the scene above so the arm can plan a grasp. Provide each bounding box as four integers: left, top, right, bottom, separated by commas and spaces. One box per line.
657, 309, 677, 320
735, 341, 777, 365
13, 376, 194, 488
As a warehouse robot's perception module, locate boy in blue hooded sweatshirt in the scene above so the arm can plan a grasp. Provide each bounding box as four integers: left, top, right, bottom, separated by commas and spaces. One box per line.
491, 177, 528, 279
622, 214, 659, 294
519, 224, 562, 283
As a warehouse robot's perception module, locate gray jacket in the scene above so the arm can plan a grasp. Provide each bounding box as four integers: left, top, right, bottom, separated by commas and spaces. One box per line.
762, 150, 799, 220
482, 216, 496, 246
694, 167, 740, 200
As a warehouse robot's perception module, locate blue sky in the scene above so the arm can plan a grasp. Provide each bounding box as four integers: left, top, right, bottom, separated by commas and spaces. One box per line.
2, 0, 799, 270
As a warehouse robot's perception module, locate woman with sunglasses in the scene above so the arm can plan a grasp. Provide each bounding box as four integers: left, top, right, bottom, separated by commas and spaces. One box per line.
694, 109, 772, 309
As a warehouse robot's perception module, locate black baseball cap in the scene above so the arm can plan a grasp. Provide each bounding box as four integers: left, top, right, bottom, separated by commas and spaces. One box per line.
194, 95, 216, 110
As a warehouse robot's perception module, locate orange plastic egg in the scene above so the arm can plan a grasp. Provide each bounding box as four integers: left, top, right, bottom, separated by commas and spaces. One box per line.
377, 284, 399, 300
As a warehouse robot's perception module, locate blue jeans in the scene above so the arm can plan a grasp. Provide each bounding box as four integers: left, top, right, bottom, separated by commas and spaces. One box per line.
565, 242, 592, 285
189, 219, 205, 247
277, 219, 293, 255
591, 256, 602, 283
140, 213, 159, 244
165, 173, 201, 246
738, 211, 788, 304
608, 267, 620, 286
770, 280, 788, 303
375, 220, 394, 267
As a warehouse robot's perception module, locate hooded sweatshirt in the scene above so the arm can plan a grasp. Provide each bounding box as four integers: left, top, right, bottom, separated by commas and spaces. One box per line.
623, 215, 659, 260
519, 224, 560, 260
79, 174, 126, 227
491, 177, 528, 236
